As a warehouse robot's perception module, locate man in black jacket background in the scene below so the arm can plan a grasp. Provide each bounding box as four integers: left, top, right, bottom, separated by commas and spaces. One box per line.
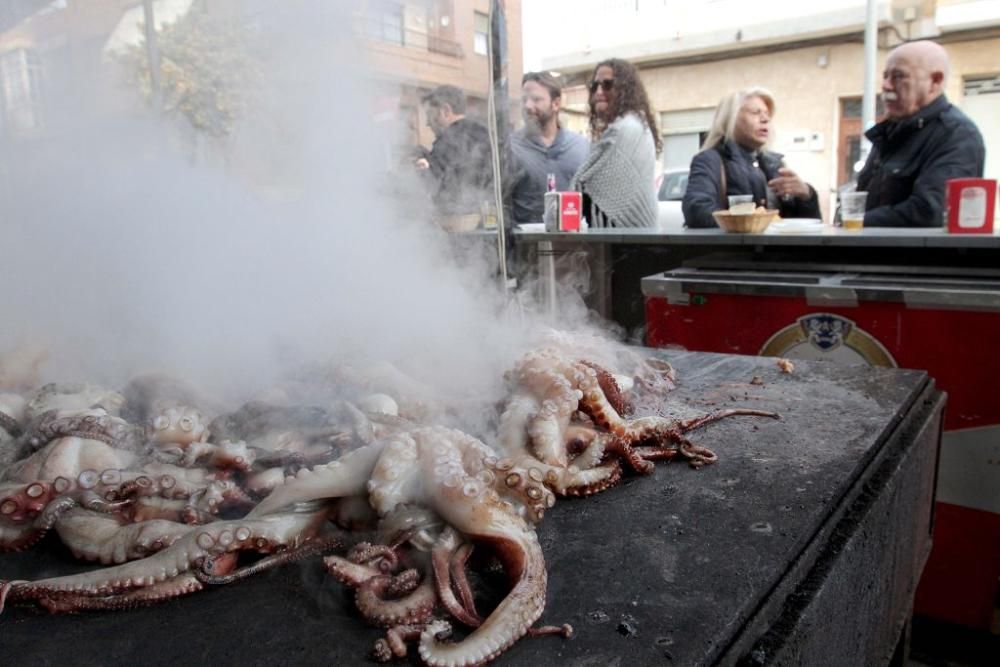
415, 85, 494, 217
857, 40, 985, 227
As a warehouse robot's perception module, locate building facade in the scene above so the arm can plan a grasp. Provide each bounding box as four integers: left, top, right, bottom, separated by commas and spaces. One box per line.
356, 0, 524, 149
0, 0, 523, 169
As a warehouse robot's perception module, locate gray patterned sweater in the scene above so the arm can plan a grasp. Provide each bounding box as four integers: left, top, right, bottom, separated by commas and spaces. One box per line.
570, 112, 657, 228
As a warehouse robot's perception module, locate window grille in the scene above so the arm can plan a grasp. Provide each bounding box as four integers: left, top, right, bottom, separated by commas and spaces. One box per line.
473, 11, 488, 56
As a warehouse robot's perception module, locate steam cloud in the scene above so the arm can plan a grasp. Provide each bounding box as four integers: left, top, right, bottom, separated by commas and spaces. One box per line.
0, 1, 566, 407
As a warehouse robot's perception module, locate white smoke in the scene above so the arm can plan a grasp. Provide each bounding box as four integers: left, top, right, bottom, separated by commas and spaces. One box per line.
0, 1, 618, 410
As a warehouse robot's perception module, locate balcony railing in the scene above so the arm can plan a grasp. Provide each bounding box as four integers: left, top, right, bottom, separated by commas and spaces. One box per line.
426, 35, 463, 57
357, 15, 463, 58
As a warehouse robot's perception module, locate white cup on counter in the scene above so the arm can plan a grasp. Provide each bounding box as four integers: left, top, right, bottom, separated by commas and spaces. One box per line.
727, 194, 755, 214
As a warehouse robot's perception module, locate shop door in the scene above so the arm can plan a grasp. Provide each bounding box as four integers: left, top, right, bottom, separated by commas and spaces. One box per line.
836, 96, 884, 189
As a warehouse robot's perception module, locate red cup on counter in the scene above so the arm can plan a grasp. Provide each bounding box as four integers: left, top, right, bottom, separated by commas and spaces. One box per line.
946, 178, 996, 234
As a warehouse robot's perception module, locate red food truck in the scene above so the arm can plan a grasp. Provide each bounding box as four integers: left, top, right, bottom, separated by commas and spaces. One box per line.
644, 265, 1000, 631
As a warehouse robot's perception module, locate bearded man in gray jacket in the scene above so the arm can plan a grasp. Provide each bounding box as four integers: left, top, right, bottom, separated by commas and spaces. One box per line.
509, 71, 590, 223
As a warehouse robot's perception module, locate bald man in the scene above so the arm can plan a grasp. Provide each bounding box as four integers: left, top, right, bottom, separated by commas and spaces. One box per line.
856, 40, 985, 227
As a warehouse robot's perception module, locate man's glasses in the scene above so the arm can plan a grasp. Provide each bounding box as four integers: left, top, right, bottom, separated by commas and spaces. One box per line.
589, 79, 614, 94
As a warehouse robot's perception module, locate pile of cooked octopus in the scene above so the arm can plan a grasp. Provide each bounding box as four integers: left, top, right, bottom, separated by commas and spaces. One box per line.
0, 335, 778, 666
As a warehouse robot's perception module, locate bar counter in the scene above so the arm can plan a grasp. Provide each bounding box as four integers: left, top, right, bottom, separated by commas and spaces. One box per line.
516, 225, 1000, 248
513, 225, 1000, 332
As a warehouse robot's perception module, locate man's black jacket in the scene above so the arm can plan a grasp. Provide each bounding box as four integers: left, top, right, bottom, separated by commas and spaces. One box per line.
426, 117, 494, 215
857, 95, 985, 227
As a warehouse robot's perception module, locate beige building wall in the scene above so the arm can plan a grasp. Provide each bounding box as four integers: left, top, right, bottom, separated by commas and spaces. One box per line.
946, 37, 1000, 96
364, 0, 522, 97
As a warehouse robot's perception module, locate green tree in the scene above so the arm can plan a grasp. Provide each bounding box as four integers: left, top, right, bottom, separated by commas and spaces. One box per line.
116, 7, 258, 139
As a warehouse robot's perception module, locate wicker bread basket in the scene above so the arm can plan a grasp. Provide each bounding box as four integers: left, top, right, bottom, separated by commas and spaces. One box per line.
712, 209, 779, 233
438, 214, 482, 233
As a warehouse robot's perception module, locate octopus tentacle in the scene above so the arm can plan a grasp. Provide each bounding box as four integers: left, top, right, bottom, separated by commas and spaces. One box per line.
631, 408, 781, 468
177, 439, 256, 472
432, 527, 482, 628
449, 541, 479, 622
499, 351, 694, 491
633, 436, 719, 468
558, 460, 623, 497
417, 526, 548, 667
489, 453, 620, 498
604, 436, 655, 474
0, 579, 28, 613
35, 574, 204, 613
374, 624, 424, 662
0, 522, 40, 553
0, 481, 54, 524
354, 569, 436, 627
78, 490, 132, 514
528, 623, 574, 638
23, 409, 141, 452
676, 408, 781, 432
0, 493, 79, 552
479, 455, 555, 523
418, 557, 547, 666
324, 554, 382, 586
347, 541, 400, 573
55, 509, 191, 564
326, 543, 439, 630
248, 442, 385, 517
1, 508, 326, 608
194, 534, 342, 585
579, 359, 631, 416
420, 470, 550, 664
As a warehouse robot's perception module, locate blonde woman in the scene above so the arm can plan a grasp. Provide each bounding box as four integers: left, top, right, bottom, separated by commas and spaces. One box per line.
682, 87, 820, 228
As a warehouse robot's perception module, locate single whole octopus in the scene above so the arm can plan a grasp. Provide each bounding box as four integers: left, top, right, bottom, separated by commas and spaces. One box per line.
0, 341, 779, 666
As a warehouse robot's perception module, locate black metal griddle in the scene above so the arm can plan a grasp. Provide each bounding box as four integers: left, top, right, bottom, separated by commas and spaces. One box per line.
0, 350, 942, 666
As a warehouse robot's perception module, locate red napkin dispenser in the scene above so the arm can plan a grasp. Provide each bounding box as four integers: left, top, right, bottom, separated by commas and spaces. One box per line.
946, 178, 996, 234
543, 192, 582, 232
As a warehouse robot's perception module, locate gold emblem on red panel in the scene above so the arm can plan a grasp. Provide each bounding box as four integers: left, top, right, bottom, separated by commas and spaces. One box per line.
759, 313, 897, 367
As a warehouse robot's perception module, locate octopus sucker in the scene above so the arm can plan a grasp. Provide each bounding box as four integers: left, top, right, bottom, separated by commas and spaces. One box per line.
77, 470, 98, 489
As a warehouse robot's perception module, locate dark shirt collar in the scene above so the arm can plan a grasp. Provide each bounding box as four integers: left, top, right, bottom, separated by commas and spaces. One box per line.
866, 94, 951, 143
735, 140, 758, 162
720, 138, 782, 166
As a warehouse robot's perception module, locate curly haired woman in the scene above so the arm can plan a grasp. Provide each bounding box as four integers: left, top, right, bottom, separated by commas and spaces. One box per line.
571, 58, 660, 228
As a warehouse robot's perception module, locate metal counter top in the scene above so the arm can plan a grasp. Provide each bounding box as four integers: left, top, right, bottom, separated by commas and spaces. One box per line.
642, 266, 1000, 311
516, 226, 1000, 248
0, 351, 942, 666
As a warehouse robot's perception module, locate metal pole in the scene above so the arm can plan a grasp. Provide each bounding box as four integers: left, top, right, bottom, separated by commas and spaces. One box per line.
860, 0, 878, 163
142, 0, 163, 112
487, 0, 512, 291
538, 241, 557, 319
